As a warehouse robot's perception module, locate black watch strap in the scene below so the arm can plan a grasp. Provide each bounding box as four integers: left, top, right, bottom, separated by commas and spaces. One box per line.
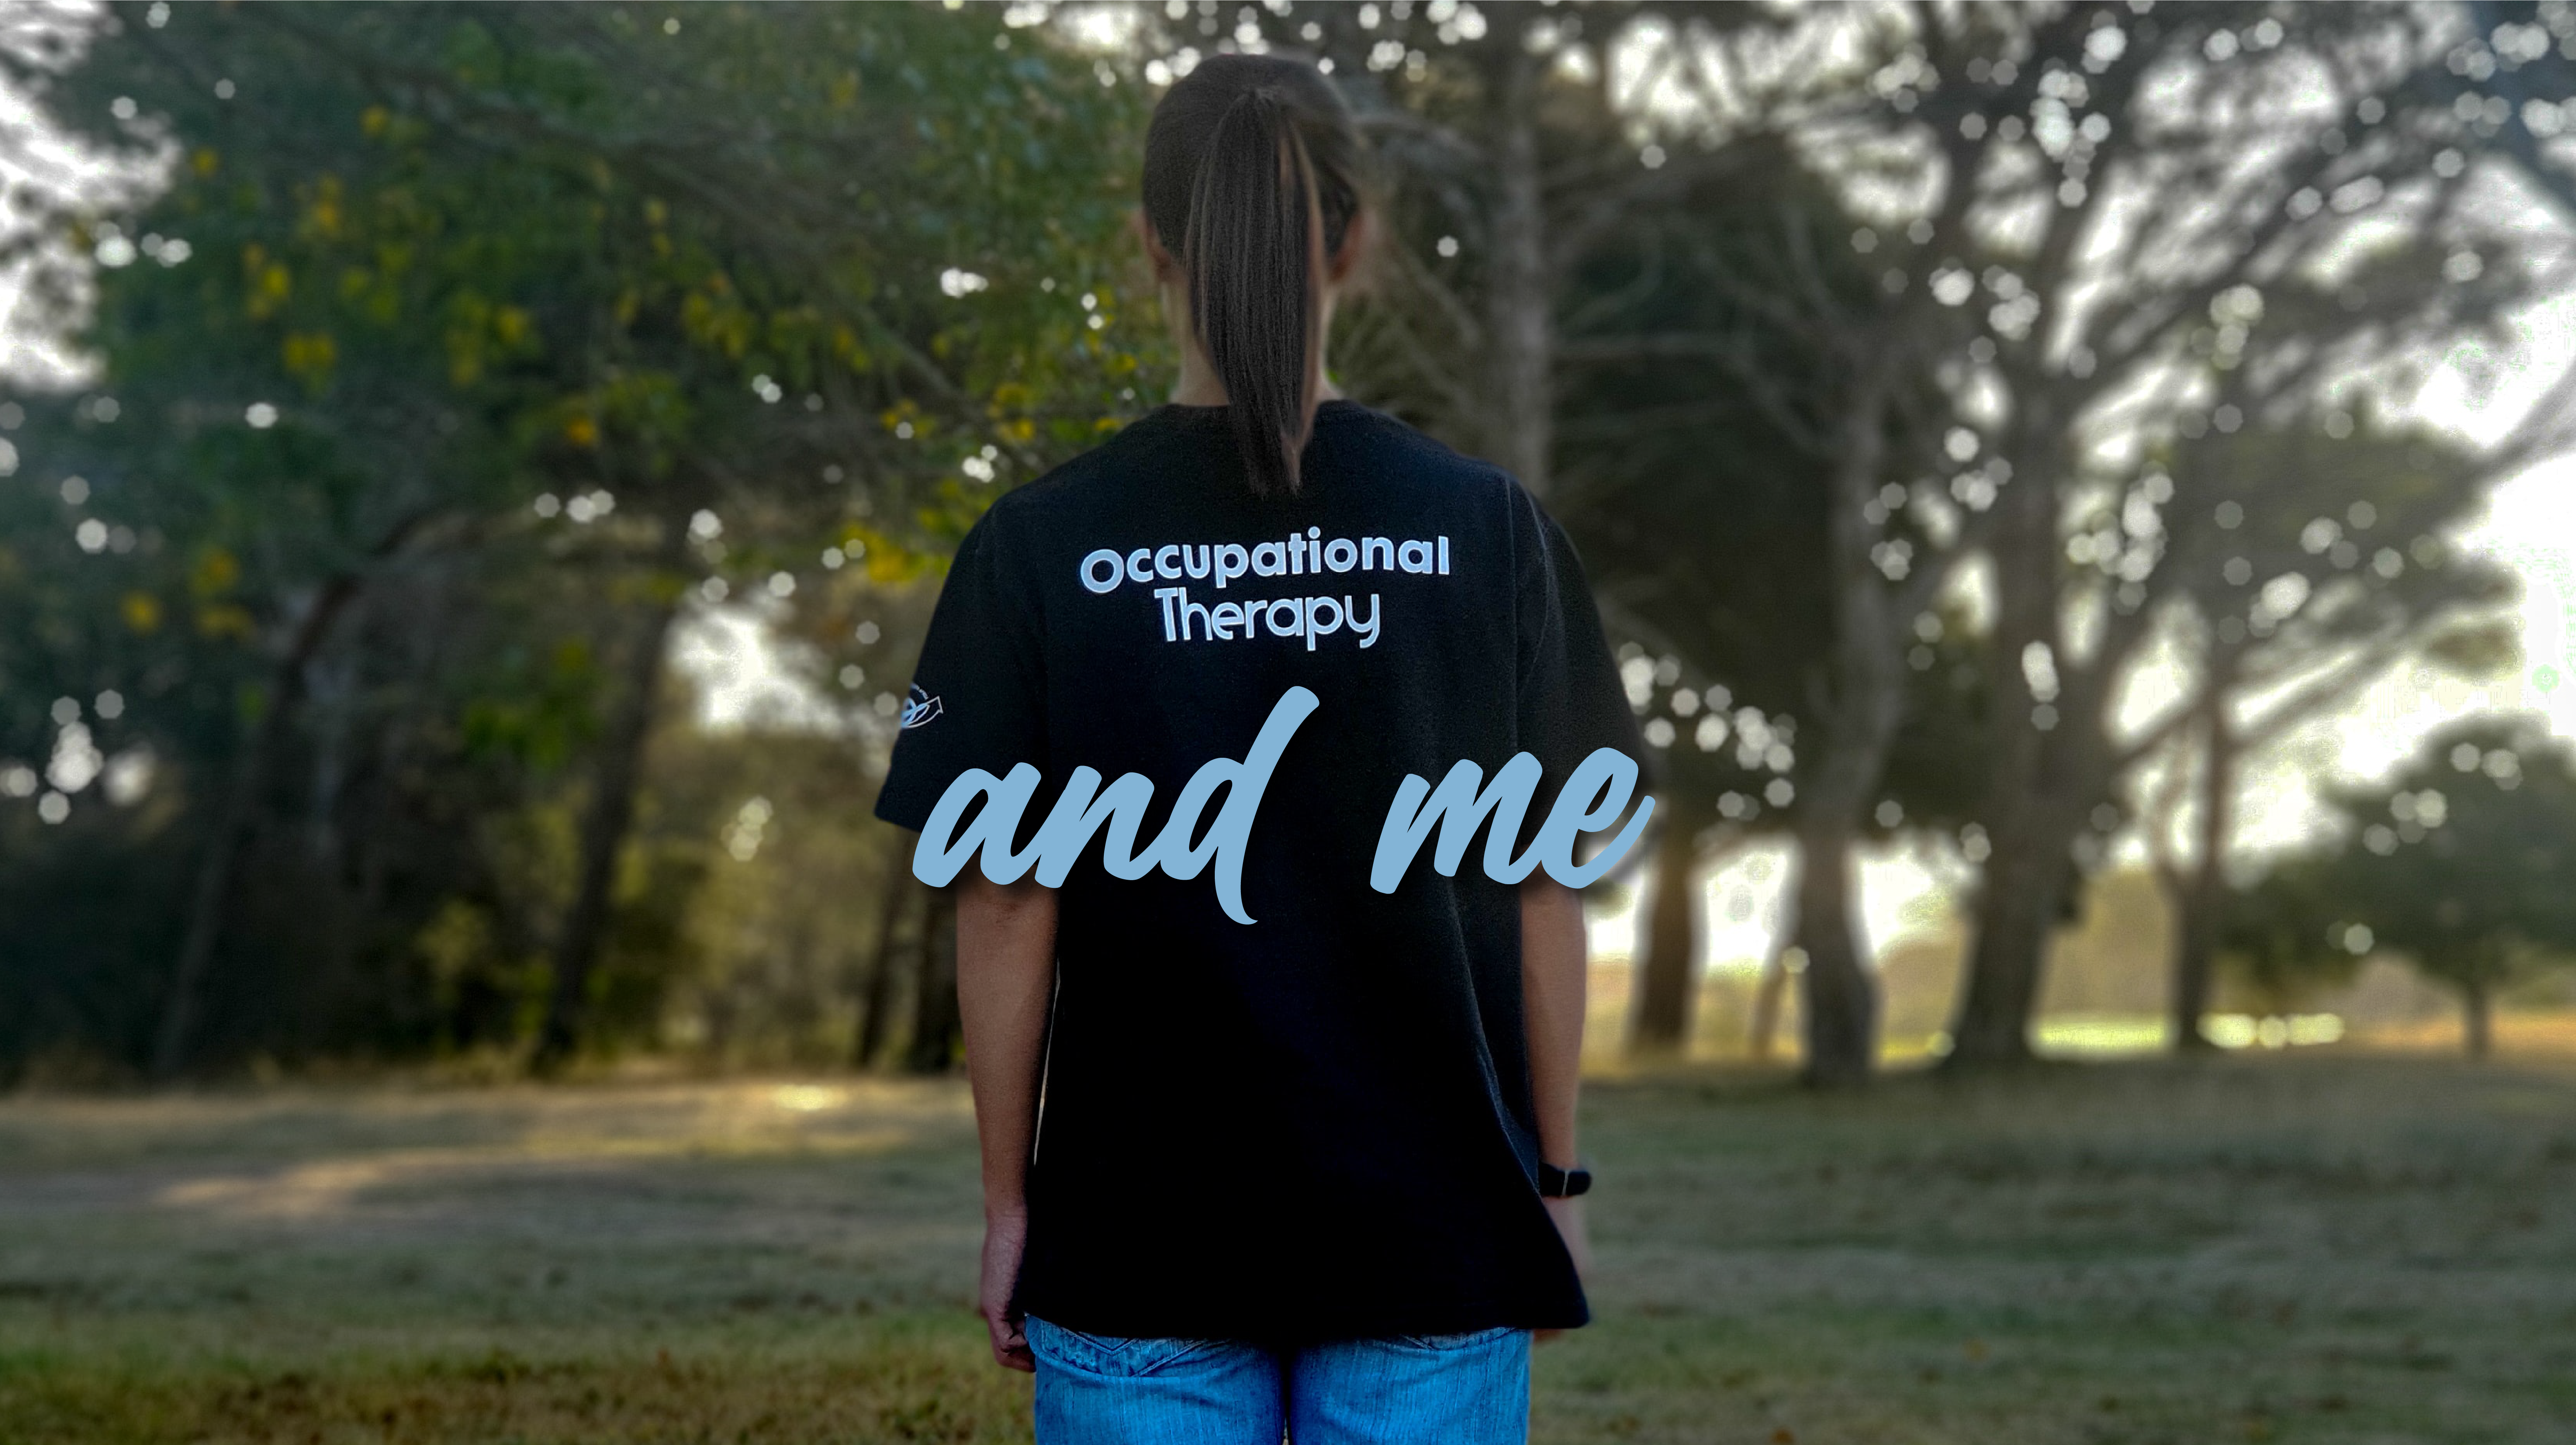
1537, 1162, 1592, 1198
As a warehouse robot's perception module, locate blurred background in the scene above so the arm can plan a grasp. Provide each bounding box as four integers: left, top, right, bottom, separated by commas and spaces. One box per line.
3, 3, 2576, 1442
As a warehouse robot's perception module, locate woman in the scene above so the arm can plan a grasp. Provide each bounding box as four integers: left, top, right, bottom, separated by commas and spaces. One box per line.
874, 52, 1640, 1444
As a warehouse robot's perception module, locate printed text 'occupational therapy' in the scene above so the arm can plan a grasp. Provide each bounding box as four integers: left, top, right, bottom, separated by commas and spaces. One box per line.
1079, 531, 1452, 650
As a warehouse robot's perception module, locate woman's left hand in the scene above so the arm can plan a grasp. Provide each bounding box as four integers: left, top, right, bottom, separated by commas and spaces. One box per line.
1537, 1194, 1590, 1343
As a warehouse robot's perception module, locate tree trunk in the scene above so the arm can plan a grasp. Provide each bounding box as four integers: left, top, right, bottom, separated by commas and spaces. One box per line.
1792, 816, 1878, 1087
1626, 797, 1708, 1058
1945, 794, 2076, 1069
1486, 47, 1553, 498
2462, 977, 2493, 1060
153, 508, 437, 1079
1748, 929, 1792, 1062
854, 856, 917, 1069
905, 885, 961, 1074
1946, 413, 2171, 1074
1944, 425, 2073, 1073
2168, 693, 2236, 1053
2159, 869, 2218, 1053
1782, 356, 1905, 1086
533, 570, 685, 1073
152, 573, 365, 1080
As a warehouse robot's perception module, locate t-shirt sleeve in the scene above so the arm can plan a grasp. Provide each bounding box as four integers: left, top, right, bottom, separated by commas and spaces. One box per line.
872, 507, 1046, 833
1512, 484, 1645, 798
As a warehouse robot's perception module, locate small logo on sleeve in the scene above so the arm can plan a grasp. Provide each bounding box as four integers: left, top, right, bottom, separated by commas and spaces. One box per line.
900, 684, 943, 729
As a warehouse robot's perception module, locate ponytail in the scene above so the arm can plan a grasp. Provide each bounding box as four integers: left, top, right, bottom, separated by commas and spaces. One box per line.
1185, 88, 1326, 497
1143, 55, 1371, 498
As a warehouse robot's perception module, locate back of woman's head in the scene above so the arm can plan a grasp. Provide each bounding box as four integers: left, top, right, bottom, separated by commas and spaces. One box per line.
1143, 54, 1370, 497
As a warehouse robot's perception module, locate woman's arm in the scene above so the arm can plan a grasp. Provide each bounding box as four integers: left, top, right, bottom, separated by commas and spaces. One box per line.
1521, 876, 1592, 1285
955, 872, 1059, 1372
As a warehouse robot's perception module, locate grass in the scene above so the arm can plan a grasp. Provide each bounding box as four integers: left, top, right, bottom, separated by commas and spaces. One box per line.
3, 1054, 2574, 1443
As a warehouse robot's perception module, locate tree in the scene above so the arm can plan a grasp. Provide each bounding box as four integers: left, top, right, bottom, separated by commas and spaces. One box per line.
2214, 854, 2366, 1022
2444, 3, 2576, 222
2257, 716, 2576, 1056
1542, 131, 1843, 1062
0, 2, 1155, 1075
1734, 2, 2569, 1070
905, 886, 963, 1075
2142, 420, 2521, 1051
852, 863, 921, 1070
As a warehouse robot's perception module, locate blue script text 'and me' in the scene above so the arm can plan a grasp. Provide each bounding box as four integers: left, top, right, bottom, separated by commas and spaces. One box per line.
910, 686, 1654, 923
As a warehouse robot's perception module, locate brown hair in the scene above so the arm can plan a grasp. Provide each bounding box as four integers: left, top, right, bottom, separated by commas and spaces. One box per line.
1142, 54, 1369, 496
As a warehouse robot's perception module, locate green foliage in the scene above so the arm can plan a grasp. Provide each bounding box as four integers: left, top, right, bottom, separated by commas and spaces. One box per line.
2164, 420, 2520, 668
2217, 855, 2364, 1016
2230, 716, 2576, 1029
35, 2, 1161, 570
0, 2, 2561, 1080
0, 3, 1160, 1074
1542, 126, 1988, 844
1546, 133, 1849, 821
2328, 716, 2576, 996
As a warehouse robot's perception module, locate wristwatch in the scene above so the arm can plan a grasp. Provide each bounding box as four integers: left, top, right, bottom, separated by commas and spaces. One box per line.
1537, 1162, 1592, 1198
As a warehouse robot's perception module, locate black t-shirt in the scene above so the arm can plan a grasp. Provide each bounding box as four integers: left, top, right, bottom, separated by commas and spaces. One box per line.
874, 399, 1641, 1343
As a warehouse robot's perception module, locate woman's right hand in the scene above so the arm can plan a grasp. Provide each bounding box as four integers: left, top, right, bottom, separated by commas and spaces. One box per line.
980, 1208, 1034, 1371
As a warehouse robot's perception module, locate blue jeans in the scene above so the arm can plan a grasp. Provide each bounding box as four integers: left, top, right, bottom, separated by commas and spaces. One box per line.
1025, 1315, 1530, 1444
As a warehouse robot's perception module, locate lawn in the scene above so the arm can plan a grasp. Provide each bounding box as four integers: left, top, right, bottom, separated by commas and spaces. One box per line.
2, 1054, 2572, 1443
